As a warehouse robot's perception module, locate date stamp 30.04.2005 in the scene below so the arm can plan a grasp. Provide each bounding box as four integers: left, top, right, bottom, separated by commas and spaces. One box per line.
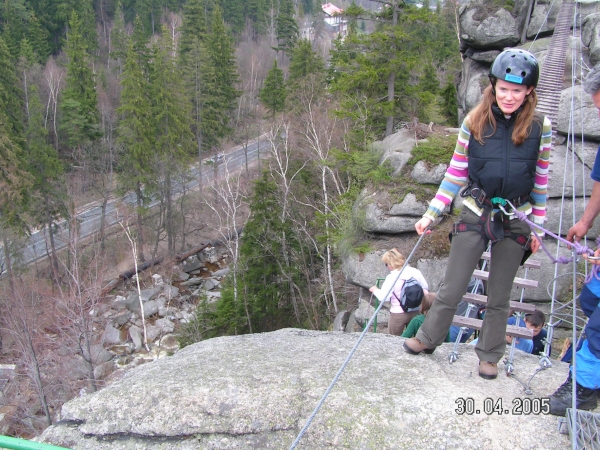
455, 397, 550, 415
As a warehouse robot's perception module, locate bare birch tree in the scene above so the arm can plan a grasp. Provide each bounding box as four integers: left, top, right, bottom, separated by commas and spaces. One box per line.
266, 120, 307, 321
295, 80, 342, 314
203, 163, 248, 331
0, 288, 54, 428
42, 59, 65, 150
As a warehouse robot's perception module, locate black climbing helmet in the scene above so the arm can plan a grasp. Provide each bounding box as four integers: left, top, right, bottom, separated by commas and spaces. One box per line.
489, 49, 539, 87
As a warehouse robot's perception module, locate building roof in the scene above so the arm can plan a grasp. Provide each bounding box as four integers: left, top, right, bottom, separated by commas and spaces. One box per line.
322, 3, 343, 17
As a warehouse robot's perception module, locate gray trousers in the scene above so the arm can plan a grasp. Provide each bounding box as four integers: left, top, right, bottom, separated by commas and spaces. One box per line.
415, 208, 529, 363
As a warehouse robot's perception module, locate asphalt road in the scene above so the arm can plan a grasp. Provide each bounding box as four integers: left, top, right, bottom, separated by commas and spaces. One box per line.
3, 137, 267, 271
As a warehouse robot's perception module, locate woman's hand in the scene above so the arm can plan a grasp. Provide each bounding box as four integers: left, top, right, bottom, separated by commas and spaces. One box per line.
530, 235, 541, 254
415, 217, 433, 235
369, 286, 377, 293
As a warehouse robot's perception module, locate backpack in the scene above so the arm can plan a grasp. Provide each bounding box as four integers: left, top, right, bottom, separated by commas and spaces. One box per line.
392, 277, 424, 313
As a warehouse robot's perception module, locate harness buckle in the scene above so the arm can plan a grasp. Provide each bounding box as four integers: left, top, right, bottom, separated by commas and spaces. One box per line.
470, 187, 487, 207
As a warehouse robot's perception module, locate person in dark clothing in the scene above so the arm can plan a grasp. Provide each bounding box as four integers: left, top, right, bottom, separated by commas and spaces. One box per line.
505, 310, 549, 355
404, 49, 552, 381
526, 310, 548, 356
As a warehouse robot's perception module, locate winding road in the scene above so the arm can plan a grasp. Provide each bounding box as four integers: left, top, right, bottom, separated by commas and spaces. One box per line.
2, 137, 267, 271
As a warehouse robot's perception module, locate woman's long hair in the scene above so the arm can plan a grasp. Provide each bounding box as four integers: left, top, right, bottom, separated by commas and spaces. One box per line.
468, 82, 539, 146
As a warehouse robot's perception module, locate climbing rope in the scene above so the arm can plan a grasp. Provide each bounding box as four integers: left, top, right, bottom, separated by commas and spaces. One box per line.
288, 230, 430, 450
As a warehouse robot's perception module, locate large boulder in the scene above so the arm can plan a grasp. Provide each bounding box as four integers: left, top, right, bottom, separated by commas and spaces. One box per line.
527, 0, 562, 39
459, 1, 521, 49
545, 197, 600, 239
557, 85, 600, 140
582, 12, 600, 66
372, 129, 417, 176
457, 56, 489, 119
546, 142, 595, 198
353, 298, 390, 328
411, 161, 447, 184
39, 329, 572, 449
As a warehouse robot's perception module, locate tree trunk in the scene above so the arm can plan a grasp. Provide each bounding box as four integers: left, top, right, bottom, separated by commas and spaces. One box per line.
386, 71, 395, 137
99, 196, 108, 252
23, 325, 52, 426
243, 273, 253, 334
81, 331, 98, 392
385, 1, 399, 137
197, 131, 204, 195
321, 167, 338, 313
47, 220, 61, 284
165, 172, 174, 252
135, 183, 146, 262
257, 136, 261, 172
2, 235, 15, 295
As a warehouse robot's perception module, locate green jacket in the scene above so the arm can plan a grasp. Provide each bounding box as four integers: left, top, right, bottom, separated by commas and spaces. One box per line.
401, 314, 451, 342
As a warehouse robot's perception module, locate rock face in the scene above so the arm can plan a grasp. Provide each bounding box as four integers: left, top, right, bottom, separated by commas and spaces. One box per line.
40, 329, 573, 450
347, 0, 600, 303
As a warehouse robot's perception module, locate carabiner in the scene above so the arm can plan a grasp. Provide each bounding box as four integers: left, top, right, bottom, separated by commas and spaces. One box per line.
497, 202, 515, 216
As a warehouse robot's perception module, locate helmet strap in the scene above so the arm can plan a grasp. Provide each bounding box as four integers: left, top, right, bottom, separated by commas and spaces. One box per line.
489, 76, 497, 95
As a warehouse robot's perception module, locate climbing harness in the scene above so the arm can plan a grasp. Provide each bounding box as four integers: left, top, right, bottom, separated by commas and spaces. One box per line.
288, 230, 430, 450
452, 183, 534, 263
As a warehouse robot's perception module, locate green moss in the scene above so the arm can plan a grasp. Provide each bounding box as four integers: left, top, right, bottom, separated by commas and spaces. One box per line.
408, 134, 456, 167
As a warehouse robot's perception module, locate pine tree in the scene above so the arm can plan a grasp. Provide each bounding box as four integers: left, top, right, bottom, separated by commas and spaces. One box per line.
260, 59, 286, 117
179, 0, 208, 61
441, 75, 458, 126
420, 63, 439, 95
0, 115, 31, 228
207, 6, 240, 129
275, 0, 299, 58
117, 41, 154, 262
110, 1, 129, 70
0, 38, 24, 147
131, 15, 152, 75
221, 0, 245, 34
60, 10, 101, 151
288, 39, 324, 83
24, 63, 67, 276
183, 37, 226, 187
149, 29, 194, 251
247, 0, 268, 35
330, 1, 459, 137
236, 173, 294, 332
78, 0, 98, 55
135, 0, 161, 35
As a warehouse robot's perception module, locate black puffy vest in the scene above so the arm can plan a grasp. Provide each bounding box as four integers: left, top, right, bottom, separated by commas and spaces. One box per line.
468, 105, 543, 201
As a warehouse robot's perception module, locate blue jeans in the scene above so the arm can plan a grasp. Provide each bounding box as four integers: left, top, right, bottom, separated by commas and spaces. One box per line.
571, 285, 600, 389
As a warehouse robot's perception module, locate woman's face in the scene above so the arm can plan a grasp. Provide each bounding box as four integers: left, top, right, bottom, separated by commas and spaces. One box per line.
494, 79, 534, 115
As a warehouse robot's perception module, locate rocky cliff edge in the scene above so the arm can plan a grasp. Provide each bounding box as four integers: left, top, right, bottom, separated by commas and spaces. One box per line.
39, 329, 571, 449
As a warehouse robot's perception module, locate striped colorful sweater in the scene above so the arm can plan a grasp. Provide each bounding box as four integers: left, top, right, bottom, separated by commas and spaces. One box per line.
423, 115, 552, 234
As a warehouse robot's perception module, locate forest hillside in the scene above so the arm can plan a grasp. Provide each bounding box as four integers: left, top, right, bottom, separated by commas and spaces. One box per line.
0, 0, 462, 438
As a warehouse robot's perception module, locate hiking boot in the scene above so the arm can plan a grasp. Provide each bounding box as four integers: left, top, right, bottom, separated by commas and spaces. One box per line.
549, 377, 598, 416
403, 337, 435, 355
478, 361, 498, 380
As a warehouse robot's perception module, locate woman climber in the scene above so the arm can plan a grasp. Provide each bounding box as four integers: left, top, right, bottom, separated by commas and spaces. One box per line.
404, 49, 552, 380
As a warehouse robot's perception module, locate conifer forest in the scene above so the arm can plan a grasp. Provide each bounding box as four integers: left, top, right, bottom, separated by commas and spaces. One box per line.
0, 0, 461, 437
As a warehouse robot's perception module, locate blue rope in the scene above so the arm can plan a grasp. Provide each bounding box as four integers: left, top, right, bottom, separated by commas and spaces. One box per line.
288, 230, 430, 450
